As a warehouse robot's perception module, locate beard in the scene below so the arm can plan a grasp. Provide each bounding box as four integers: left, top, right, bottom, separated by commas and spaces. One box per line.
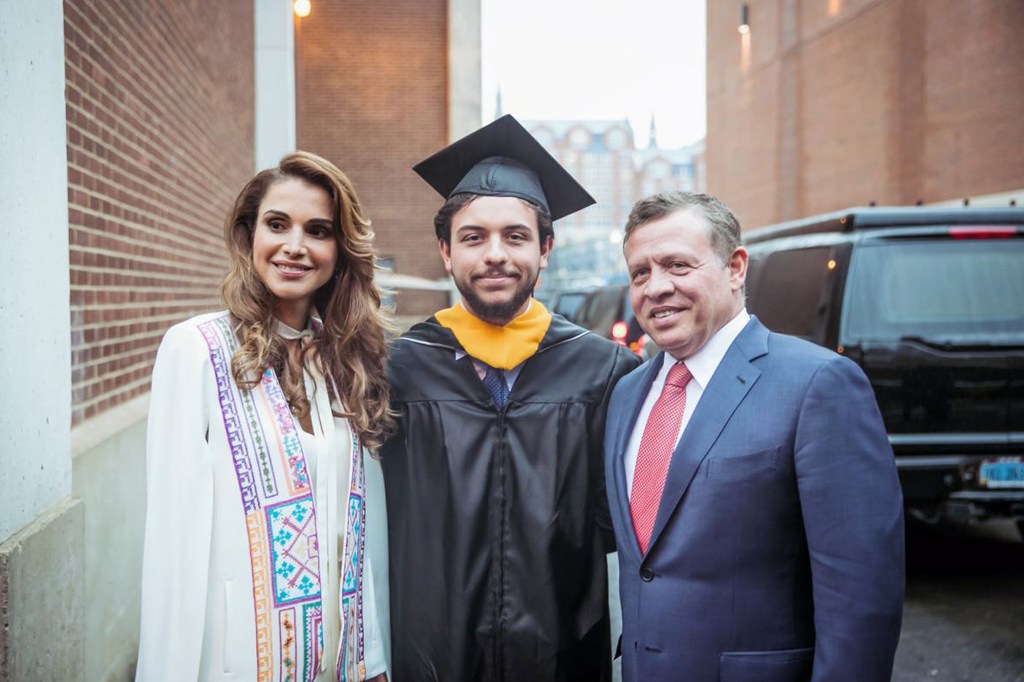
457, 268, 537, 326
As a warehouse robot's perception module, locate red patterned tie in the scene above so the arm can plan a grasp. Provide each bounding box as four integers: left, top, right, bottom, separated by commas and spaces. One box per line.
630, 361, 692, 554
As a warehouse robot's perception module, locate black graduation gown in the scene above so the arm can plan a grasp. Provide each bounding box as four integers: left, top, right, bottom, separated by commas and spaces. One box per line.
381, 314, 641, 682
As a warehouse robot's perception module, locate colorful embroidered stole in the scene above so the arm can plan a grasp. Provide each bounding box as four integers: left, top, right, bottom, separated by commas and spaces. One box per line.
337, 421, 366, 681
198, 315, 366, 682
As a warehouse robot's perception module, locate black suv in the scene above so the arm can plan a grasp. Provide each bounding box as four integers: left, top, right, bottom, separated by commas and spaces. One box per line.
743, 206, 1024, 530
545, 288, 591, 322
573, 284, 650, 358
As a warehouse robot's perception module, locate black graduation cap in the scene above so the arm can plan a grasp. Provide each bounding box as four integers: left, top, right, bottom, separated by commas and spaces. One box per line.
413, 114, 595, 222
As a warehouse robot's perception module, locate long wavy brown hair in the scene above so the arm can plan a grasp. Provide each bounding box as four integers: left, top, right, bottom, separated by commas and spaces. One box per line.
220, 151, 394, 451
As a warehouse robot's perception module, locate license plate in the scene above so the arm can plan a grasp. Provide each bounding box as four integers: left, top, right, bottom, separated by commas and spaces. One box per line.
978, 458, 1024, 489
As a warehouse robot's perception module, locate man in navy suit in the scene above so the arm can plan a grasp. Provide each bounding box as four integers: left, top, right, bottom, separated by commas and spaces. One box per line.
605, 191, 904, 682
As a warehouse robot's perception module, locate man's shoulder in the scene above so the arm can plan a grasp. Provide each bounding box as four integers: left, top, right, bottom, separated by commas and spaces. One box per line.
757, 328, 867, 387
736, 317, 840, 367
386, 317, 477, 401
607, 353, 662, 408
538, 317, 642, 378
390, 317, 456, 355
762, 329, 845, 367
541, 314, 628, 355
766, 330, 834, 359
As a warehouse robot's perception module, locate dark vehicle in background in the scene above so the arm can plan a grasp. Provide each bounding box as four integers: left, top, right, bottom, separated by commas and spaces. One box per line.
743, 206, 1024, 532
574, 284, 651, 358
546, 288, 591, 321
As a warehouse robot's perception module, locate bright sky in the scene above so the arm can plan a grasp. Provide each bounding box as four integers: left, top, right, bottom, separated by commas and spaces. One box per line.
481, 0, 707, 149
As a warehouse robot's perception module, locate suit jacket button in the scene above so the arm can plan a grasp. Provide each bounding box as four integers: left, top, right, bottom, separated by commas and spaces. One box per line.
640, 568, 654, 582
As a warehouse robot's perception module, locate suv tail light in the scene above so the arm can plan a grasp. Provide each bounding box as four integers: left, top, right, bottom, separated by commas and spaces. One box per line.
611, 320, 629, 345
948, 226, 1019, 239
628, 335, 647, 357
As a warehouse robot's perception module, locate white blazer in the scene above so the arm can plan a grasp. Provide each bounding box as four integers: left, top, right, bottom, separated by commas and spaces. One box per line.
136, 312, 389, 681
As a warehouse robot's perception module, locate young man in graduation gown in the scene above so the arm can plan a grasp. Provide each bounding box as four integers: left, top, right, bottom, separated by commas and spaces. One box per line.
380, 115, 641, 682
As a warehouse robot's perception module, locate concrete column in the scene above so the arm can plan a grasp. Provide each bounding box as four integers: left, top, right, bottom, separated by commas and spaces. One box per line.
255, 0, 297, 170
0, 500, 84, 681
448, 0, 482, 140
0, 0, 72, 544
0, 0, 85, 678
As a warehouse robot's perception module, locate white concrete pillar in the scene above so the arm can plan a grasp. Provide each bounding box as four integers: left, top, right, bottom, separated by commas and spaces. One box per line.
255, 0, 297, 170
0, 0, 72, 543
0, 3, 84, 679
448, 0, 482, 140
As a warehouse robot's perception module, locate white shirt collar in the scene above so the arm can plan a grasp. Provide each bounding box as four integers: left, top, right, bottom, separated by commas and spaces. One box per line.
662, 308, 750, 390
273, 308, 322, 341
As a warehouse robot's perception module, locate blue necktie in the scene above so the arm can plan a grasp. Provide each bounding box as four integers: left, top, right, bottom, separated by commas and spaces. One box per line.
483, 365, 510, 408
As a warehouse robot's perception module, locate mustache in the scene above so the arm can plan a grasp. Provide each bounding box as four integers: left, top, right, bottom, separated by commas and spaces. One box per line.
472, 268, 520, 280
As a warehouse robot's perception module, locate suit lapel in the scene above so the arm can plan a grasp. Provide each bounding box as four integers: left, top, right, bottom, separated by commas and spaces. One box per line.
611, 353, 664, 559
645, 319, 769, 554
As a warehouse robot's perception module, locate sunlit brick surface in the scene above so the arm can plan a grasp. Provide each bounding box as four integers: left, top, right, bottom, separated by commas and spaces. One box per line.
295, 0, 450, 317
64, 0, 254, 424
707, 0, 1024, 229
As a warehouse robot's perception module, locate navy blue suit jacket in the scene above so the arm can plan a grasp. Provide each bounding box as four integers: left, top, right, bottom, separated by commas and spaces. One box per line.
606, 317, 904, 682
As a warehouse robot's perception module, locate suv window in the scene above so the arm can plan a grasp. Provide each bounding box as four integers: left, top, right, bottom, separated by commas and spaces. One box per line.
747, 246, 835, 341
576, 286, 628, 336
550, 290, 588, 320
841, 239, 1024, 344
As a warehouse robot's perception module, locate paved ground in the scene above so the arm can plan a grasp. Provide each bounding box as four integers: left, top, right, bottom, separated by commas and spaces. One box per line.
609, 520, 1024, 681
893, 520, 1024, 682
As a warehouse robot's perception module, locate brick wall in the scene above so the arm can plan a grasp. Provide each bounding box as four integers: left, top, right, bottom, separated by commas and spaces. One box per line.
64, 0, 254, 424
295, 0, 450, 317
707, 0, 1024, 230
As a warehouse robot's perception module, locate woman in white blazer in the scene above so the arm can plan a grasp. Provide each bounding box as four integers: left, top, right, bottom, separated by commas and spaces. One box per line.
137, 152, 393, 682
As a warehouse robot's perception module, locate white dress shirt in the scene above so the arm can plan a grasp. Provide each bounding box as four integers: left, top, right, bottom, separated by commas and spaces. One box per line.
625, 309, 751, 498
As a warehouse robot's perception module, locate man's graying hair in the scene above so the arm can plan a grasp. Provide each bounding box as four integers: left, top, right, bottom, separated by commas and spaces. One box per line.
623, 191, 742, 265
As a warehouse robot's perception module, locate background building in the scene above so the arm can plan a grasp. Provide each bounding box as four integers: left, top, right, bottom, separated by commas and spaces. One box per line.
526, 118, 705, 290
706, 0, 1024, 229
295, 0, 479, 321
0, 1, 477, 678
636, 136, 705, 202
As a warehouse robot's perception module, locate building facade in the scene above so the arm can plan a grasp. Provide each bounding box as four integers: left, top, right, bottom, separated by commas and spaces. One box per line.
526, 119, 705, 289
295, 0, 479, 321
706, 0, 1024, 229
